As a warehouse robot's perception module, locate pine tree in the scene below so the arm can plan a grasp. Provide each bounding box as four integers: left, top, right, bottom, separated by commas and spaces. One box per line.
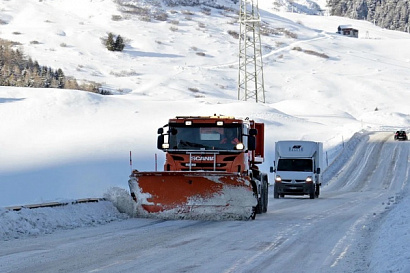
106, 33, 115, 51
56, 68, 65, 88
327, 0, 410, 32
114, 35, 125, 51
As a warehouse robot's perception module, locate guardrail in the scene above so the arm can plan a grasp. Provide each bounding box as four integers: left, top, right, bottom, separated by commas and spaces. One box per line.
5, 198, 105, 211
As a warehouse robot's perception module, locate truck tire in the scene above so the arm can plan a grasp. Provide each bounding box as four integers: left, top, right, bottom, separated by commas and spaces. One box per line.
254, 179, 264, 214
255, 196, 263, 214
262, 175, 268, 213
258, 185, 268, 214
250, 207, 256, 220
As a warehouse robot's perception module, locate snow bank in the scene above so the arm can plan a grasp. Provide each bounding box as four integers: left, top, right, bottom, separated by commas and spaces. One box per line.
368, 190, 410, 272
0, 200, 128, 241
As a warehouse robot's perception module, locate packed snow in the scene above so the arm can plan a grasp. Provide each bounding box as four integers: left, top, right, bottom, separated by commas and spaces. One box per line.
1, 0, 410, 272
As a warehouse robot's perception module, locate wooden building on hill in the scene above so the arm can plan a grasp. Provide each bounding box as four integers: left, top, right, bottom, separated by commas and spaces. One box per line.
337, 25, 359, 38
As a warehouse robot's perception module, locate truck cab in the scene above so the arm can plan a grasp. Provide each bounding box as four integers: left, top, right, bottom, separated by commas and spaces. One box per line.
157, 116, 263, 174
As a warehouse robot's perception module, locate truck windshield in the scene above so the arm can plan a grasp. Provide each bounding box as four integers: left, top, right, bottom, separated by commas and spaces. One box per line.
277, 159, 313, 172
168, 125, 241, 151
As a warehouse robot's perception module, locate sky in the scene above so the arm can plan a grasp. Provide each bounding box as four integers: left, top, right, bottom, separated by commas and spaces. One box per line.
0, 0, 410, 271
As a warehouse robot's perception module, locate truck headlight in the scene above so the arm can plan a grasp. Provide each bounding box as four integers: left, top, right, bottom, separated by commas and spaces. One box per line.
162, 143, 170, 149
275, 175, 282, 182
306, 176, 313, 183
235, 143, 244, 150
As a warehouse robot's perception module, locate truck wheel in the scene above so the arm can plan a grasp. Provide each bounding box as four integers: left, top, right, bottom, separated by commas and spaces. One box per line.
251, 177, 263, 214
262, 177, 268, 213
256, 197, 263, 214
315, 184, 320, 198
255, 184, 263, 214
250, 207, 256, 220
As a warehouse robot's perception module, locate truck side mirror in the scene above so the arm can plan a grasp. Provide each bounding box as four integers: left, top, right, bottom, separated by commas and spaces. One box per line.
316, 168, 321, 174
270, 166, 275, 173
157, 128, 164, 134
157, 134, 165, 150
249, 128, 257, 136
248, 135, 256, 150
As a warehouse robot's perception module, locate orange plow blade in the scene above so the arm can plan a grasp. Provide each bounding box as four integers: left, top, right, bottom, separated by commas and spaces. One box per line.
128, 171, 257, 220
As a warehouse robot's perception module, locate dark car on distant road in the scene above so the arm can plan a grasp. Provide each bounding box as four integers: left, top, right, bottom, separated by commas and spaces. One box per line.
394, 130, 408, 141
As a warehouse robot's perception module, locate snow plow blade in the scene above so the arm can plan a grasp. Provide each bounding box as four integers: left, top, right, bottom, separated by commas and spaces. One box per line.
128, 171, 257, 220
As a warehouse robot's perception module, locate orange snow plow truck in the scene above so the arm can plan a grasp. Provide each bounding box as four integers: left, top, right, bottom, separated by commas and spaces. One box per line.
128, 115, 268, 220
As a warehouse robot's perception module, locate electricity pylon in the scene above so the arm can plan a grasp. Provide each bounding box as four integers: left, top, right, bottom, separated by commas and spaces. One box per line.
238, 0, 265, 103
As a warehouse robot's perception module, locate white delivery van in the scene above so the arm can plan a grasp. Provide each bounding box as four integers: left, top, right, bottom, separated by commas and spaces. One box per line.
271, 141, 323, 199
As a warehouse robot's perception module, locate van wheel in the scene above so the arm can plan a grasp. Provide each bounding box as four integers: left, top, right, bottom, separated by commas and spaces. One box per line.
274, 184, 280, 199
309, 183, 316, 199
315, 185, 320, 198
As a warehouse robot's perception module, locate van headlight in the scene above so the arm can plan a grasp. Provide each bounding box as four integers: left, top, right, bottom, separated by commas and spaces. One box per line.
275, 175, 282, 182
306, 176, 313, 183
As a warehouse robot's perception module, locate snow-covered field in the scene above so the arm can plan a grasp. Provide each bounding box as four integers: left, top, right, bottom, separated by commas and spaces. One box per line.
1, 0, 410, 272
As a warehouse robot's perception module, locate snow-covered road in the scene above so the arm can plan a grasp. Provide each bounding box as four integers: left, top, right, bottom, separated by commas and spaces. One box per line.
1, 131, 409, 273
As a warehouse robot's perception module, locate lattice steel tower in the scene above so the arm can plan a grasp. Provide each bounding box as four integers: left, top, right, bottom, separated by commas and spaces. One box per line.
238, 0, 265, 103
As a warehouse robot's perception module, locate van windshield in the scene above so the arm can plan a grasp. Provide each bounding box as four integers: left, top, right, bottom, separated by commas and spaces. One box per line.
277, 159, 313, 172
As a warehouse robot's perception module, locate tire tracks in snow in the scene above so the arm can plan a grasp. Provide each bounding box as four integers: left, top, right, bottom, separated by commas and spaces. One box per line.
324, 131, 392, 193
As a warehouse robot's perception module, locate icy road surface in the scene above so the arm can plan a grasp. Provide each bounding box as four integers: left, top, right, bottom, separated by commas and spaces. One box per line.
1, 131, 409, 273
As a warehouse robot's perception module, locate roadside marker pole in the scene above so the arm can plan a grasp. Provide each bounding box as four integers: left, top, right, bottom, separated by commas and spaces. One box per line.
130, 151, 133, 172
